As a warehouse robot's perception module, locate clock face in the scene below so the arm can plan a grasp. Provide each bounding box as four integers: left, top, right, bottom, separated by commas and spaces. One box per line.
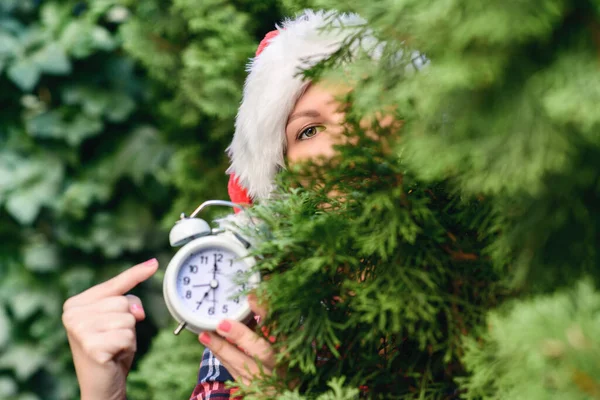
175, 246, 249, 321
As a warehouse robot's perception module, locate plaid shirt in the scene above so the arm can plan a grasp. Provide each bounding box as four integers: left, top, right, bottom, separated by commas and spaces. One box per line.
190, 315, 267, 399
189, 348, 241, 400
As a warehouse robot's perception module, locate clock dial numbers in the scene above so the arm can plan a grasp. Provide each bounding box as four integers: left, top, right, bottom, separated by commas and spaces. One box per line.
175, 246, 251, 320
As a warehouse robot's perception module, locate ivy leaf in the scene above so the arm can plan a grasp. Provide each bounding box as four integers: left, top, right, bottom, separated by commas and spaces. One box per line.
0, 377, 17, 398
105, 92, 136, 122
4, 156, 64, 225
113, 126, 170, 183
0, 16, 25, 36
23, 238, 59, 272
60, 267, 95, 298
106, 5, 131, 23
9, 291, 46, 321
57, 180, 113, 218
90, 204, 152, 258
0, 307, 9, 348
25, 110, 63, 138
61, 86, 136, 121
60, 21, 96, 58
0, 32, 19, 58
5, 193, 40, 225
80, 90, 110, 116
0, 151, 21, 194
91, 26, 116, 51
7, 57, 40, 91
31, 43, 72, 75
26, 110, 103, 146
56, 200, 155, 257
62, 85, 109, 116
64, 113, 103, 146
61, 21, 116, 58
60, 84, 86, 105
17, 393, 40, 400
0, 345, 45, 380
39, 2, 64, 30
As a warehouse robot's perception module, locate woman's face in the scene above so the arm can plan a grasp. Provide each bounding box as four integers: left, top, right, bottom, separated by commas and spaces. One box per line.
284, 83, 348, 164
285, 82, 396, 164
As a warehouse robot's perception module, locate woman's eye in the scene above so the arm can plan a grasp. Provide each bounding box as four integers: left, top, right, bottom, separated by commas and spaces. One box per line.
298, 125, 325, 140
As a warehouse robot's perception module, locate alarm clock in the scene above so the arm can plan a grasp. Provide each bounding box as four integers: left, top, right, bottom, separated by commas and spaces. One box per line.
163, 200, 260, 335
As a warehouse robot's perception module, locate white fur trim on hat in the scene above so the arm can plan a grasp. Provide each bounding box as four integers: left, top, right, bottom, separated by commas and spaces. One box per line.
226, 10, 369, 201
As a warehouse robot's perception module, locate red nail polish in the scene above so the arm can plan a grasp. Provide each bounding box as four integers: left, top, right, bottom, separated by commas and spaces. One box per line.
218, 320, 232, 333
142, 258, 158, 267
199, 332, 211, 345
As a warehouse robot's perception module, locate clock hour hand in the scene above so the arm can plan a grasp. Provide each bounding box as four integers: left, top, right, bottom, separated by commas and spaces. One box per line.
192, 284, 210, 287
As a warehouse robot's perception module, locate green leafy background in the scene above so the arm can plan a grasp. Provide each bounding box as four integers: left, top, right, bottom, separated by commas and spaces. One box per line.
0, 1, 284, 398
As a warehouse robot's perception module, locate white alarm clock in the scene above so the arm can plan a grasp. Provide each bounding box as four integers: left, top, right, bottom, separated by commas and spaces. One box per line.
163, 200, 260, 335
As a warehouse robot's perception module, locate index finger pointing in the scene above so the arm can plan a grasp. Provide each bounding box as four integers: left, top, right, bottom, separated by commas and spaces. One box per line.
71, 258, 159, 306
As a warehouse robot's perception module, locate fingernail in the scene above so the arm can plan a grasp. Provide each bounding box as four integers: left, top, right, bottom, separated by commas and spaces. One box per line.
130, 304, 144, 313
218, 320, 232, 333
261, 326, 276, 343
141, 258, 158, 267
199, 332, 211, 345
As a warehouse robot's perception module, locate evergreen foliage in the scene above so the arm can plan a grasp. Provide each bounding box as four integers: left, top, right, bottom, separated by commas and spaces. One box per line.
234, 0, 600, 398
460, 279, 600, 400
241, 136, 505, 398
128, 329, 204, 399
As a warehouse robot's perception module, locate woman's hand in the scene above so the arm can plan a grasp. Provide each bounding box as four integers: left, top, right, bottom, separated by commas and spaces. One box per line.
198, 294, 276, 385
62, 258, 159, 400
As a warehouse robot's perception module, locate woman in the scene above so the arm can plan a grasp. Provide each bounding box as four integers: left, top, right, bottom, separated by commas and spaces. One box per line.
62, 10, 399, 399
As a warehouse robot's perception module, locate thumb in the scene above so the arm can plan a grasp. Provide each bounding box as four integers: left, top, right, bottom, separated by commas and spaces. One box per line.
126, 294, 146, 321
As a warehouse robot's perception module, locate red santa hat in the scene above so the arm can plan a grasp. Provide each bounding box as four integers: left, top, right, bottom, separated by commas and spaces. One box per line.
226, 10, 370, 206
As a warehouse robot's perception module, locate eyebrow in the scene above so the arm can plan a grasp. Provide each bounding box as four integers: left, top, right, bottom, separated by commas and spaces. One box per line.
287, 110, 321, 124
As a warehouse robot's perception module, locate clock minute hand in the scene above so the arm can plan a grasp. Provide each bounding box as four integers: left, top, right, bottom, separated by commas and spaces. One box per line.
195, 290, 210, 310
213, 260, 218, 280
